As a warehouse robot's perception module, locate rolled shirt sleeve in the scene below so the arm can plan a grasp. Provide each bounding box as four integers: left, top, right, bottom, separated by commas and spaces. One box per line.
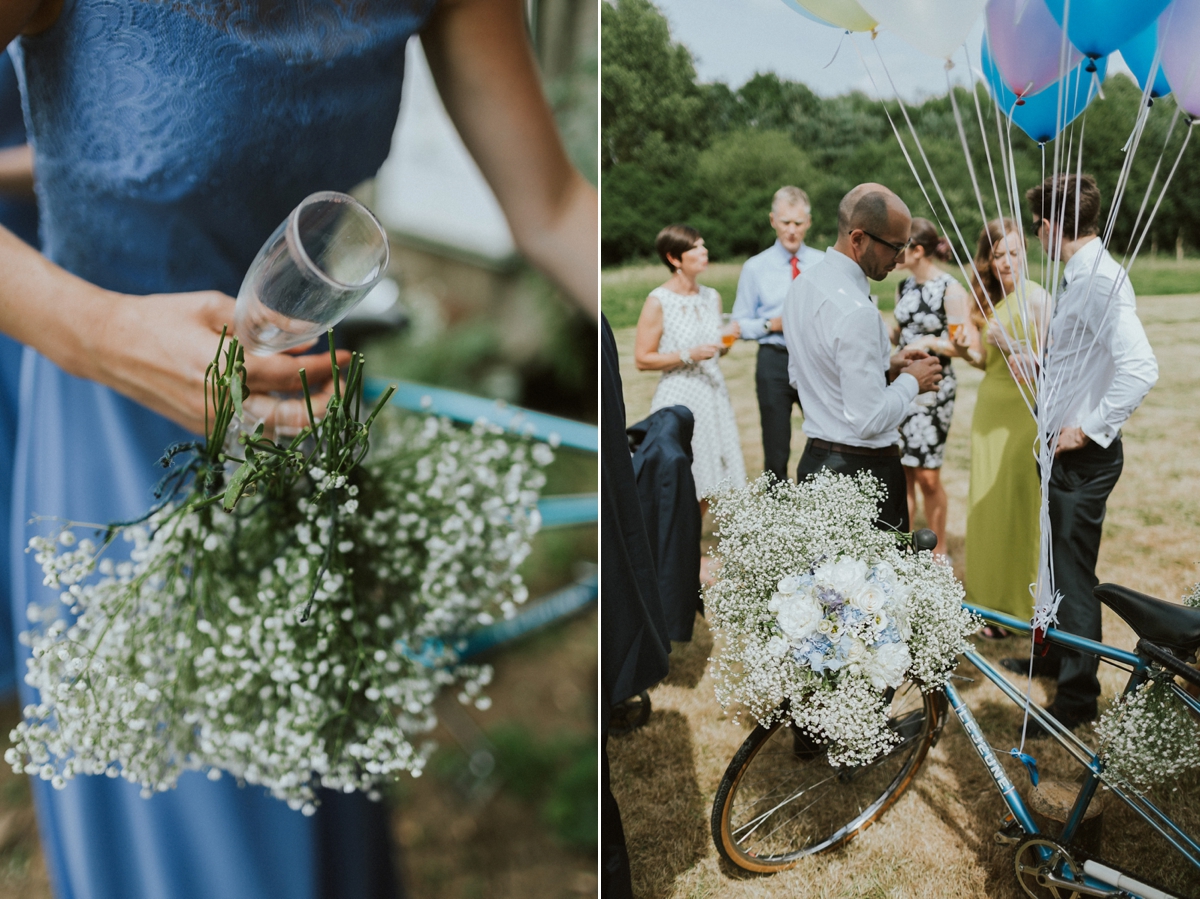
731, 264, 770, 341
835, 305, 920, 441
1079, 297, 1158, 448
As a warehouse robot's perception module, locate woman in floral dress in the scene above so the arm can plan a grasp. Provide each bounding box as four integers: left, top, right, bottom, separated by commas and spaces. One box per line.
634, 224, 745, 518
891, 218, 968, 556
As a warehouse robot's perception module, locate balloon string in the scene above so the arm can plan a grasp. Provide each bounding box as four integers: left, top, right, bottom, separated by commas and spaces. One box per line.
861, 38, 984, 299
822, 31, 846, 70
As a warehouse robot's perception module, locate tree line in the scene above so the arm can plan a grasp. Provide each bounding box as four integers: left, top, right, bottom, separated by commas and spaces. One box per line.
601, 0, 1200, 267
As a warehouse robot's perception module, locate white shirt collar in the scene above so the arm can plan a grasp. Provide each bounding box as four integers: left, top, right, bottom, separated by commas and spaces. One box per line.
822, 247, 871, 298
1062, 236, 1104, 283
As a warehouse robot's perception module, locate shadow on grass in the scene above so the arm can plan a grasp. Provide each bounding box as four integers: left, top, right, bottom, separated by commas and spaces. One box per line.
663, 614, 714, 690
608, 709, 708, 899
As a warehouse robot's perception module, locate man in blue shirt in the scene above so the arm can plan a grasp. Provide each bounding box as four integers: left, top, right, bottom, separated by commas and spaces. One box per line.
731, 185, 825, 482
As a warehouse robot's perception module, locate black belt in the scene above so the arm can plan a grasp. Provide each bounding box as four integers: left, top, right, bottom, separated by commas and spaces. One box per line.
807, 437, 900, 458
758, 342, 788, 351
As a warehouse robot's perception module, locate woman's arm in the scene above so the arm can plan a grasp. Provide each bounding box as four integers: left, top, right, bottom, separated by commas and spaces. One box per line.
952, 320, 987, 370
633, 295, 717, 371
0, 225, 346, 436
421, 0, 596, 319
0, 1, 345, 436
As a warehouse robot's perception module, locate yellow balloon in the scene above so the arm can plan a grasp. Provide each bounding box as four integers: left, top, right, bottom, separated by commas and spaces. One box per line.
796, 0, 877, 32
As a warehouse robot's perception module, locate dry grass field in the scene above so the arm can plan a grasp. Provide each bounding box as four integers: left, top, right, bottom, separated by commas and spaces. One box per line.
608, 293, 1200, 899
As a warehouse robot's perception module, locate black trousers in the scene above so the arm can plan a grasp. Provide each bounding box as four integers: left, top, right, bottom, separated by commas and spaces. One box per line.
756, 344, 802, 483
1047, 437, 1124, 717
602, 719, 634, 898
796, 439, 910, 533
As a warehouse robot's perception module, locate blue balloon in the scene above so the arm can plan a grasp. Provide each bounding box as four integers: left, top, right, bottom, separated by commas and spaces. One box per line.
1117, 19, 1171, 99
983, 38, 1109, 143
1042, 0, 1172, 61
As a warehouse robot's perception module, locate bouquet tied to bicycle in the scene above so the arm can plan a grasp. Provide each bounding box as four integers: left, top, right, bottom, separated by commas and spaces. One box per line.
7, 335, 550, 814
707, 472, 976, 766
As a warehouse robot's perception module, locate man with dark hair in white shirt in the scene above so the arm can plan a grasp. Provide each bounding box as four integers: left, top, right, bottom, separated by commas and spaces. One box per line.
1014, 173, 1158, 737
731, 186, 825, 482
783, 183, 942, 531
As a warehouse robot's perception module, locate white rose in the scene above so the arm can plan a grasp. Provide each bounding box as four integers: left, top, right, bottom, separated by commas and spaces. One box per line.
776, 594, 824, 644
767, 592, 785, 613
865, 642, 912, 691
850, 583, 889, 615
846, 637, 868, 662
766, 635, 789, 658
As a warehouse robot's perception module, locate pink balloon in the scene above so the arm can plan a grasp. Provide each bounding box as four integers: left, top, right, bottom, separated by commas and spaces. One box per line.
985, 0, 1082, 99
1159, 0, 1200, 117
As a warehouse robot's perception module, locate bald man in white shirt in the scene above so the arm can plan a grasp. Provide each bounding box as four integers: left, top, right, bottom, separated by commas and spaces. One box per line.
1016, 173, 1158, 738
783, 183, 942, 531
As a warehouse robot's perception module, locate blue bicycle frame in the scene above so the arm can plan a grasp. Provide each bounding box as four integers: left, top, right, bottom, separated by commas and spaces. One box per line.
953, 604, 1200, 893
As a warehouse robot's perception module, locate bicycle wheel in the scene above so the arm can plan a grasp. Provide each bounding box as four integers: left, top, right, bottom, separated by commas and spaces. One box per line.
711, 678, 946, 872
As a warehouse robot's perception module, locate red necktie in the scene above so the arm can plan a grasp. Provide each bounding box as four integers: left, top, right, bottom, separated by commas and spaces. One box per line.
790, 255, 800, 279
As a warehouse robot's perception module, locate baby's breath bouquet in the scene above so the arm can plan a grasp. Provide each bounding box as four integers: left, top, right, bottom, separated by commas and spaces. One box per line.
1095, 675, 1200, 789
1094, 580, 1200, 789
707, 472, 976, 766
8, 334, 549, 814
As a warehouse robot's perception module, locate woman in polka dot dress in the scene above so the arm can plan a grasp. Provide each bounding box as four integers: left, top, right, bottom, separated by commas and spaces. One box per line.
634, 224, 746, 516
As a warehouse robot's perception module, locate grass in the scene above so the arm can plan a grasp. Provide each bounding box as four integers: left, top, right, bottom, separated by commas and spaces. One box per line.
608, 292, 1200, 899
601, 254, 1200, 329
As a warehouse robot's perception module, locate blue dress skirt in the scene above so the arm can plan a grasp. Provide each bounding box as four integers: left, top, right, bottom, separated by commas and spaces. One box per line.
9, 2, 434, 896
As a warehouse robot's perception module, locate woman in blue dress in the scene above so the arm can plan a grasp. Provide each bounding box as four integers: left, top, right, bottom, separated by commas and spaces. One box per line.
0, 2, 597, 897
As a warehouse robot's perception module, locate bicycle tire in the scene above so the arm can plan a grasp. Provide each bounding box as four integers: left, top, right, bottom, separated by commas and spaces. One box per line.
711, 679, 946, 872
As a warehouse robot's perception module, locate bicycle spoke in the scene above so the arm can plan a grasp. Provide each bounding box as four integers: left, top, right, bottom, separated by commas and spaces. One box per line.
714, 681, 942, 870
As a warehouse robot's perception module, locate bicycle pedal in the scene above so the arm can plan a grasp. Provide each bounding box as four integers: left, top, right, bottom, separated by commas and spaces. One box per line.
994, 815, 1025, 846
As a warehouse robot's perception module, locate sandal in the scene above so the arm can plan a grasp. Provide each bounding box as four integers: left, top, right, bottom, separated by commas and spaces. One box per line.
979, 624, 1011, 640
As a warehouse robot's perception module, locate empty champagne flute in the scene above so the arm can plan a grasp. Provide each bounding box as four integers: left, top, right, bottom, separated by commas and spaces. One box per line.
234, 191, 390, 356
232, 191, 389, 438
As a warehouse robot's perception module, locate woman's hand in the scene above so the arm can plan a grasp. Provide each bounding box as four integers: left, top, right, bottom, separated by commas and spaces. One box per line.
1006, 351, 1039, 387
82, 290, 348, 437
689, 343, 720, 362
0, 225, 348, 437
905, 334, 939, 354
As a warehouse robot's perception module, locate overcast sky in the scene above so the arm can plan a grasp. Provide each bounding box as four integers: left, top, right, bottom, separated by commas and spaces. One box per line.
650, 0, 1132, 102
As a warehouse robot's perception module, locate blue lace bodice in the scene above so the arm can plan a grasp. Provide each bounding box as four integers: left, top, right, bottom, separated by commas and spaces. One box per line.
13, 0, 434, 296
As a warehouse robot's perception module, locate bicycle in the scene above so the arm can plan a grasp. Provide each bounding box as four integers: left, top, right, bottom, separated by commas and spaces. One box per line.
711, 532, 1200, 898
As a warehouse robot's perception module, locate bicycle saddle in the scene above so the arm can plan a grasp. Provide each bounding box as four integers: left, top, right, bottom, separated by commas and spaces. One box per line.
1093, 583, 1200, 657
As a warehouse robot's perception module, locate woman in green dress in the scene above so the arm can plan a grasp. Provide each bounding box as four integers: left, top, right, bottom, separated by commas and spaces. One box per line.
954, 219, 1048, 635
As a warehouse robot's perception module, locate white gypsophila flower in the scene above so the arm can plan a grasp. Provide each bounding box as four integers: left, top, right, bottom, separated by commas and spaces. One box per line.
1184, 581, 1200, 609
10, 410, 552, 808
1095, 676, 1200, 790
705, 471, 978, 766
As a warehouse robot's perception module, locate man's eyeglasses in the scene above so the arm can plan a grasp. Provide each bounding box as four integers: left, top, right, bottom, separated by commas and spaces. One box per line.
860, 230, 911, 259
